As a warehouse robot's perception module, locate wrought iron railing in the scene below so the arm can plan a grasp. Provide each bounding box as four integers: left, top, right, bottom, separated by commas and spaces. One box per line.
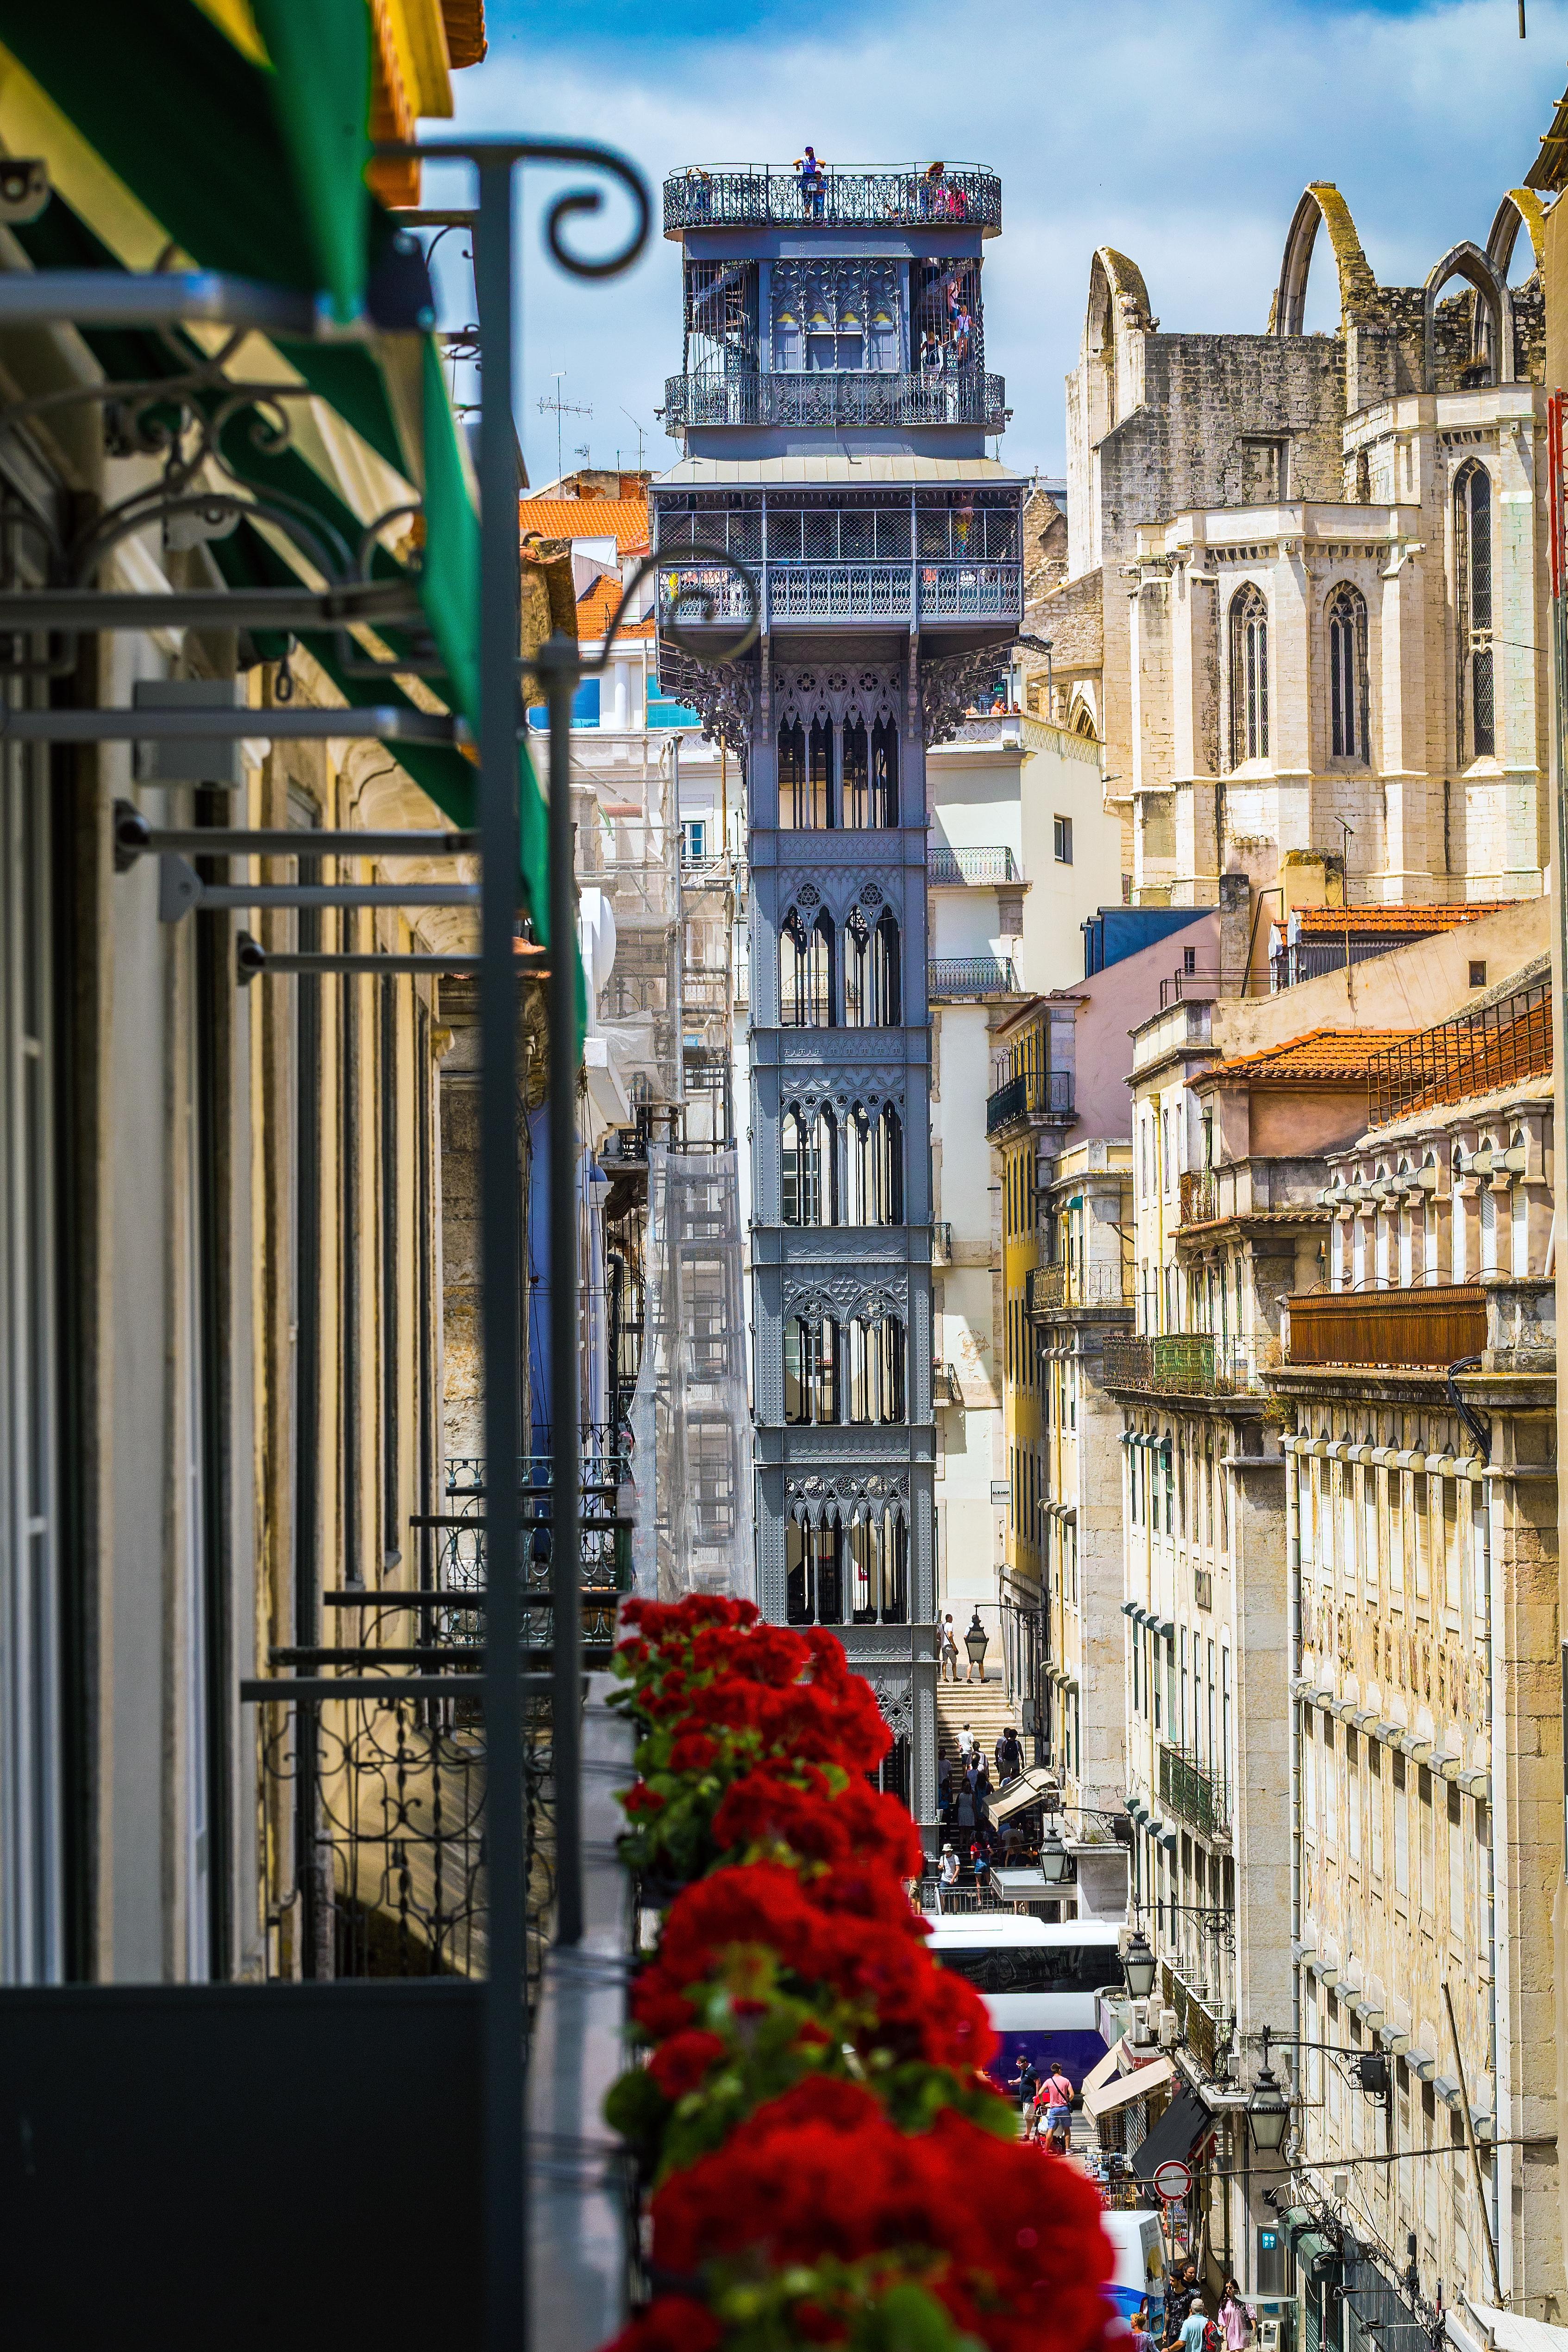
1285, 1283, 1486, 1367
656, 560, 1024, 630
1029, 1261, 1132, 1316
665, 369, 1007, 432
663, 164, 1003, 233
1028, 1263, 1066, 1314
1159, 1742, 1230, 1838
928, 843, 1019, 887
929, 955, 1020, 999
985, 1068, 1073, 1134
1367, 974, 1551, 1126
1100, 1332, 1257, 1394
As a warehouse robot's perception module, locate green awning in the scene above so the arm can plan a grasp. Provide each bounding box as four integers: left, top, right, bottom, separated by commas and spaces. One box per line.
0, 2, 556, 954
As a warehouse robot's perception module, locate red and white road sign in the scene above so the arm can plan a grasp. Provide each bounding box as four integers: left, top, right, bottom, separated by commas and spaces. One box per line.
1152, 2158, 1193, 2203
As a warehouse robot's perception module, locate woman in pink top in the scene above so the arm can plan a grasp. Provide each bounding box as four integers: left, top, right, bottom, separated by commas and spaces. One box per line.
1219, 2283, 1255, 2352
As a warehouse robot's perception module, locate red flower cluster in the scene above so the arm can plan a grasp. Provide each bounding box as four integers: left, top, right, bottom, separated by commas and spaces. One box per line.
604, 1596, 1112, 2352
651, 2079, 1113, 2352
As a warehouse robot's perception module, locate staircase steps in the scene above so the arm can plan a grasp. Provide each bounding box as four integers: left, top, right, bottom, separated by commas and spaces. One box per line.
935, 1674, 1017, 1764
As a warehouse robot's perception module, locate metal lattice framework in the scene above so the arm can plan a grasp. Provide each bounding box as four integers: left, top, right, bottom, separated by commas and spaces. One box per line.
662, 164, 1003, 234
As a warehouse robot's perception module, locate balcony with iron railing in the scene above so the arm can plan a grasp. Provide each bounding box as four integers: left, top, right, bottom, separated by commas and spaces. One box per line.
663, 163, 1004, 235
664, 369, 1008, 433
930, 955, 1021, 1001
1159, 1742, 1230, 1840
1026, 1260, 1131, 1319
928, 844, 1020, 888
985, 1068, 1074, 1137
1177, 1160, 1328, 1231
1283, 1283, 1487, 1369
1099, 1332, 1262, 1397
931, 1221, 954, 1267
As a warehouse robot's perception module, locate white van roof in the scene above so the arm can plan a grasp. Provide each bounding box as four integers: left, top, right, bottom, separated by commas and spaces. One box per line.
925, 1915, 1048, 1944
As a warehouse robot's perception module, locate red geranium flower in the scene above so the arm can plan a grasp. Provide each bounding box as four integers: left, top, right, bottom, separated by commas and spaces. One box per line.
648, 2030, 728, 2101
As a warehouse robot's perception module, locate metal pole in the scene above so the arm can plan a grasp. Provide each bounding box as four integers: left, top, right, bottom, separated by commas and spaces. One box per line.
475, 150, 527, 2352
1442, 1978, 1503, 2306
546, 636, 584, 1946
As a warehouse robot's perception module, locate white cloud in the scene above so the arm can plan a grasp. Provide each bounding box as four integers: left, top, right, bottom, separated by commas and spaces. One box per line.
447, 0, 1568, 481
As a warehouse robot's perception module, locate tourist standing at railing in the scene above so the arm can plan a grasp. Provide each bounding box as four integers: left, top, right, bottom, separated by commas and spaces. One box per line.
920, 326, 944, 374
937, 1843, 960, 1908
795, 145, 827, 219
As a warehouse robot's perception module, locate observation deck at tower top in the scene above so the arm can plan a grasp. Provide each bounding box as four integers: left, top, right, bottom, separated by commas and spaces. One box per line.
663, 163, 1003, 238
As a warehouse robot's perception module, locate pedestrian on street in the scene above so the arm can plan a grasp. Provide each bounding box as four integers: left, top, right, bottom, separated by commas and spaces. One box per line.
1219, 2283, 1256, 2352
996, 1725, 1023, 1782
936, 1843, 960, 1909
1178, 2293, 1210, 2352
1036, 2060, 1073, 2151
937, 1755, 953, 1817
1009, 2051, 1039, 2114
957, 1720, 975, 1758
1131, 2304, 1159, 2352
940, 1613, 960, 1681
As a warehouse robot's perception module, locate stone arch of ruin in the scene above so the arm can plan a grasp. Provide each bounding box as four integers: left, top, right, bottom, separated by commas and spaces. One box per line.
1484, 187, 1548, 284
1423, 238, 1515, 389
1271, 181, 1379, 335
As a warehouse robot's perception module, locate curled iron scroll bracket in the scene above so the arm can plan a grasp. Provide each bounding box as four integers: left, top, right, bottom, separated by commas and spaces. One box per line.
375, 136, 652, 284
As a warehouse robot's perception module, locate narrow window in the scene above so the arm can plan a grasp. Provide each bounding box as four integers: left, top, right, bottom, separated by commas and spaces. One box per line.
786, 1518, 843, 1624
1454, 460, 1495, 761
1054, 813, 1073, 863
870, 715, 899, 826
1229, 583, 1269, 766
843, 906, 901, 1028
1328, 583, 1368, 761
780, 907, 835, 1027
845, 1314, 906, 1424
841, 717, 869, 828
783, 1314, 839, 1425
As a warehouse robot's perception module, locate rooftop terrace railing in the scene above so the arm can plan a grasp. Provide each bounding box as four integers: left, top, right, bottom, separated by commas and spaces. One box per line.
664, 369, 1007, 432
664, 164, 1003, 234
1366, 975, 1551, 1128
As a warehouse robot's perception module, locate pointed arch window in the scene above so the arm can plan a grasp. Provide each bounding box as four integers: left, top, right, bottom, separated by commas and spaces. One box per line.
848, 1507, 908, 1624
844, 1102, 903, 1225
1328, 583, 1368, 761
783, 1313, 839, 1425
844, 905, 900, 1026
778, 715, 833, 828
840, 714, 898, 828
786, 1518, 843, 1624
781, 1102, 837, 1225
845, 1312, 906, 1424
781, 908, 834, 1027
1228, 584, 1269, 767
1454, 460, 1495, 761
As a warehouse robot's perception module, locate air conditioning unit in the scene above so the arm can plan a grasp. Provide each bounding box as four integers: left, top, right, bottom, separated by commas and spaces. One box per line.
1157, 2006, 1180, 2048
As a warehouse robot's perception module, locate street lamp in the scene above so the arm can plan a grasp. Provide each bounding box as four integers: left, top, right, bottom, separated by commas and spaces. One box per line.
1248, 2050, 1292, 2153
1123, 1931, 1157, 2000
964, 1610, 990, 1677
1039, 1824, 1069, 1884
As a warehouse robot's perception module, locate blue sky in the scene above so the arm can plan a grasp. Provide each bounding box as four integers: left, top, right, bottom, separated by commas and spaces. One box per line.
433, 0, 1568, 483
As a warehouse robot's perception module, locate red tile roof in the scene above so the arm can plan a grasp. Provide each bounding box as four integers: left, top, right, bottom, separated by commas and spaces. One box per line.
1286, 902, 1515, 937
1194, 1027, 1418, 1087
576, 573, 652, 640
517, 495, 650, 557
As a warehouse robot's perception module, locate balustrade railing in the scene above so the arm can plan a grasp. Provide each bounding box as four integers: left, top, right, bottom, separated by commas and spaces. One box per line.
1179, 1169, 1218, 1226
665, 369, 1007, 432
1100, 1331, 1257, 1394
1367, 974, 1551, 1127
663, 164, 1003, 233
656, 559, 1024, 630
985, 1068, 1073, 1135
928, 844, 1019, 887
929, 955, 1020, 1000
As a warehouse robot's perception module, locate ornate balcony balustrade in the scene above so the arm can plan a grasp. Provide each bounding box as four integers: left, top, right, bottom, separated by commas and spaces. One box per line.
1158, 1741, 1231, 1840
1179, 1169, 1217, 1227
663, 164, 1003, 234
985, 1068, 1073, 1137
928, 844, 1019, 888
1100, 1331, 1261, 1395
1284, 1283, 1487, 1368
664, 369, 1008, 432
929, 955, 1020, 1000
1026, 1260, 1130, 1318
655, 559, 1023, 631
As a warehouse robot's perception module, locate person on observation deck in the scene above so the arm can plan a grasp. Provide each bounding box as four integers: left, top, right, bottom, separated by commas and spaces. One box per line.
795, 145, 827, 219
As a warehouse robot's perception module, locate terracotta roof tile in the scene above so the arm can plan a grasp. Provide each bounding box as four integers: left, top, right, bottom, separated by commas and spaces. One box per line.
1286, 902, 1516, 937
575, 574, 652, 640
1194, 1027, 1418, 1087
517, 495, 650, 557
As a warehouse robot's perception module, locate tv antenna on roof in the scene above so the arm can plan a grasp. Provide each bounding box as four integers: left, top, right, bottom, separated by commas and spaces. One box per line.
537, 373, 593, 486
621, 408, 650, 471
